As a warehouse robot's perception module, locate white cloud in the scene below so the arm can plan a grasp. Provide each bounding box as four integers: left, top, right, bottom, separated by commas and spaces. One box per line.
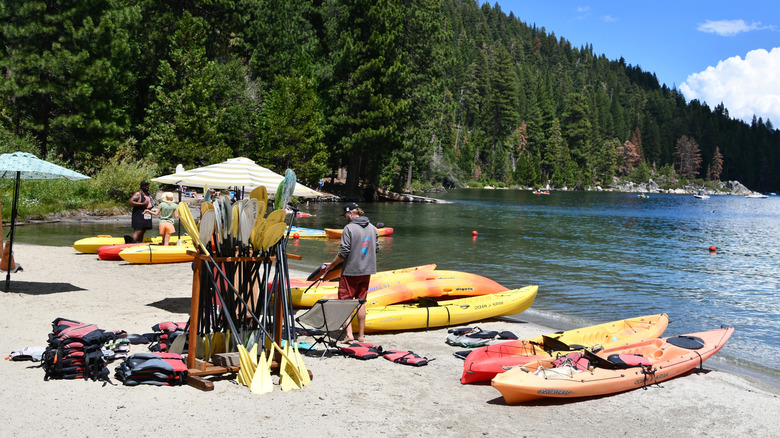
680, 47, 780, 124
602, 15, 617, 23
697, 19, 770, 36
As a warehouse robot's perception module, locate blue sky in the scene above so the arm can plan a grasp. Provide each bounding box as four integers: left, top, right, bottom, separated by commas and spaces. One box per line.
491, 1, 780, 125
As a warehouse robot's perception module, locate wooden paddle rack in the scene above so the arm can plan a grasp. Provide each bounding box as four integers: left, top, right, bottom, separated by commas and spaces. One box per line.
185, 251, 302, 391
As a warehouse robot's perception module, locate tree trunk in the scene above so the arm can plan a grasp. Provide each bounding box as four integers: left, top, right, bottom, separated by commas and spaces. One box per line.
345, 154, 362, 196
405, 163, 412, 192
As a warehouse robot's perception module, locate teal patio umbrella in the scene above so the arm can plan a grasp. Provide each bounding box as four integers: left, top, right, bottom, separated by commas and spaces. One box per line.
0, 152, 91, 290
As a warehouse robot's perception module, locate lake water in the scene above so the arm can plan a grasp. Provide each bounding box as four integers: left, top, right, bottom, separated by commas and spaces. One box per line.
14, 189, 780, 387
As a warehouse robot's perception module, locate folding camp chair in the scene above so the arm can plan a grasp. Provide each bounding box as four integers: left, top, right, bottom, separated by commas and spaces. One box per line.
296, 298, 365, 358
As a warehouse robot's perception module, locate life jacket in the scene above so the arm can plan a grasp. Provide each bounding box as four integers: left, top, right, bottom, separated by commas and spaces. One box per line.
382, 350, 431, 366
149, 321, 187, 353
114, 352, 188, 386
42, 318, 123, 382
340, 342, 383, 360
551, 352, 590, 371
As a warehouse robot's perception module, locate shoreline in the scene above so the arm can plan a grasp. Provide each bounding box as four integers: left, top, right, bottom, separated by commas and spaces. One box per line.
1, 243, 778, 436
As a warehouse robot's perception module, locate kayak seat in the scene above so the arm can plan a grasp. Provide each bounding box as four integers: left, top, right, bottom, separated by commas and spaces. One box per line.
295, 298, 365, 359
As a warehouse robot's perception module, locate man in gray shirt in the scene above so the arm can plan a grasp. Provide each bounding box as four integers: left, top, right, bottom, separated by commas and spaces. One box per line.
324, 203, 379, 342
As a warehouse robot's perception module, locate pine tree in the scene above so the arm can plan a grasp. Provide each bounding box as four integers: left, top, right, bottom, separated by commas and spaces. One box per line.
706, 146, 724, 181
674, 135, 703, 179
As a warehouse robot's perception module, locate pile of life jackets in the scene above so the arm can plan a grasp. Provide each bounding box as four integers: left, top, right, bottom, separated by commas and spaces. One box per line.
114, 352, 188, 386
42, 318, 125, 381
148, 321, 187, 353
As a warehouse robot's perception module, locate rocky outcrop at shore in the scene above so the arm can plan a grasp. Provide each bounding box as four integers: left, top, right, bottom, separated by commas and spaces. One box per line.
611, 179, 751, 195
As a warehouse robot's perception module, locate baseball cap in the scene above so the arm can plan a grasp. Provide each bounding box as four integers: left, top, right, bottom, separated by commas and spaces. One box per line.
343, 202, 359, 214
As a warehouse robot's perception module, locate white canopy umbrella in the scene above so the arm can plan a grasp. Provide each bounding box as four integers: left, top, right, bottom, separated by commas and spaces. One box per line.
152, 157, 322, 198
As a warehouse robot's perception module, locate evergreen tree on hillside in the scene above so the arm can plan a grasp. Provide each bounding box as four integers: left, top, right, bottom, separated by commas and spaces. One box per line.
674, 135, 703, 179
0, 0, 139, 165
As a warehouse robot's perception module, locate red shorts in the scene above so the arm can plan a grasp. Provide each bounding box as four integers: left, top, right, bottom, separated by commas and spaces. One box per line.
337, 275, 371, 300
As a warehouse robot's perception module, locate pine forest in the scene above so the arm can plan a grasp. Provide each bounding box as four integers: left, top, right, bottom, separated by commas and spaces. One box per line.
2, 0, 779, 197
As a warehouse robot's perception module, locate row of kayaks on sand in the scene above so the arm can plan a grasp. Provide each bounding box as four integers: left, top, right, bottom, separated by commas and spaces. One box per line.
290, 264, 734, 402
294, 263, 536, 333
72, 234, 733, 401
459, 313, 733, 403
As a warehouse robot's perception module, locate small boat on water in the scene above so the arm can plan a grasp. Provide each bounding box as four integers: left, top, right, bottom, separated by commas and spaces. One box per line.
694, 194, 710, 199
491, 327, 733, 404
746, 192, 768, 198
324, 226, 394, 239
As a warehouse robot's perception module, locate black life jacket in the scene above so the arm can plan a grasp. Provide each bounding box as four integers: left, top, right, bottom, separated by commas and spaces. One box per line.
114, 352, 188, 386
42, 318, 120, 382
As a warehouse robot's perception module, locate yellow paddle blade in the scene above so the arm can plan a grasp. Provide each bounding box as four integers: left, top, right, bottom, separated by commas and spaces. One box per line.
231, 204, 240, 238
250, 218, 267, 250
279, 345, 298, 392
177, 203, 208, 256
262, 222, 287, 251
250, 349, 273, 394
248, 343, 259, 366
201, 201, 214, 215
293, 343, 311, 386
266, 209, 286, 224
251, 186, 268, 219
237, 345, 252, 387
212, 332, 226, 355
203, 335, 212, 362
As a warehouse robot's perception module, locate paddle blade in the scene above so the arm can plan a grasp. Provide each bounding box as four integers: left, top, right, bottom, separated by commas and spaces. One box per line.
250, 349, 273, 394
251, 186, 268, 219
274, 180, 285, 210
279, 345, 303, 391
281, 169, 296, 209
293, 344, 311, 386
199, 209, 216, 247
262, 222, 287, 251
307, 264, 327, 282
266, 209, 286, 224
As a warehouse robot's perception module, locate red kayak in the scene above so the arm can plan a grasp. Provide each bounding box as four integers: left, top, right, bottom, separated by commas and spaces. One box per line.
97, 242, 146, 260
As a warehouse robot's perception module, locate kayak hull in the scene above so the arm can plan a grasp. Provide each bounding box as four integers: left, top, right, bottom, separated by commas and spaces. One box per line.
288, 263, 437, 292
361, 286, 537, 333
324, 227, 394, 239
461, 313, 670, 383
491, 327, 734, 404
289, 226, 327, 238
97, 242, 146, 260
118, 244, 196, 264
292, 268, 496, 308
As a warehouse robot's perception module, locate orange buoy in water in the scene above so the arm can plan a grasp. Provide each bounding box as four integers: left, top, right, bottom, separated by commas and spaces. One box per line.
293, 233, 300, 239
472, 230, 478, 236
709, 246, 717, 252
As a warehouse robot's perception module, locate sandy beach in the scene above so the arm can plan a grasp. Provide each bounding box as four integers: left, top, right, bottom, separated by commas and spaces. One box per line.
1, 243, 778, 437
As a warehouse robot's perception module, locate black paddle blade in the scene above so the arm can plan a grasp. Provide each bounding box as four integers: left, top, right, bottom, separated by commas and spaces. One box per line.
307, 264, 327, 281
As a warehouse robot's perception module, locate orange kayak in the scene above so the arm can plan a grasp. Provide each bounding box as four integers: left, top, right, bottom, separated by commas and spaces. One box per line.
324, 226, 394, 239
291, 268, 504, 308
491, 327, 734, 404
461, 314, 669, 383
288, 264, 437, 297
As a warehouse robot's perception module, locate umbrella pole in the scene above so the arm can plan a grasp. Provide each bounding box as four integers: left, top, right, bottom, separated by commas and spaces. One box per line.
4, 171, 20, 290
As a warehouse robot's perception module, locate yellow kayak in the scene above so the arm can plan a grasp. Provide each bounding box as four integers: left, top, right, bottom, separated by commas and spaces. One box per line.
73, 234, 190, 253
292, 268, 498, 308
360, 286, 538, 333
118, 244, 196, 264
